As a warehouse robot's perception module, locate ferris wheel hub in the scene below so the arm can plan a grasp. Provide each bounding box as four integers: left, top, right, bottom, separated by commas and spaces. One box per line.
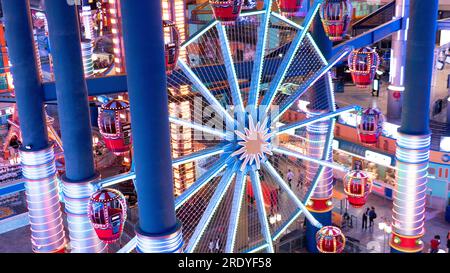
231, 115, 274, 171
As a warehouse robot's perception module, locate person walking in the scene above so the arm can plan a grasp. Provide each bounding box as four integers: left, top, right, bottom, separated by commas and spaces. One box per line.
286, 169, 294, 188
297, 174, 304, 189
208, 239, 214, 253
368, 206, 377, 228
430, 235, 441, 253
215, 236, 222, 253
362, 207, 370, 230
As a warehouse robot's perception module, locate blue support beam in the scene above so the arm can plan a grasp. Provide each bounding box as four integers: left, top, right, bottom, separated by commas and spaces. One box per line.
399, 3, 437, 135
2, 0, 48, 151
119, 0, 178, 238
45, 0, 96, 181
332, 18, 403, 56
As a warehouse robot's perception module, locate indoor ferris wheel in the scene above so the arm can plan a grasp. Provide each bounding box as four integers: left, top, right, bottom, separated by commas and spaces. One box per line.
161, 0, 359, 253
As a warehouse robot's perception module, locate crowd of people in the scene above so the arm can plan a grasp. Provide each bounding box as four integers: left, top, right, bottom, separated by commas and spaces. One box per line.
429, 231, 450, 253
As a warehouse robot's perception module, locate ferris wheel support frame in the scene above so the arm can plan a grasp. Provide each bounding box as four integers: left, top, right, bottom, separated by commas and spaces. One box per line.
121, 5, 354, 254
248, 0, 273, 114
185, 163, 239, 253
225, 171, 247, 253
259, 0, 324, 113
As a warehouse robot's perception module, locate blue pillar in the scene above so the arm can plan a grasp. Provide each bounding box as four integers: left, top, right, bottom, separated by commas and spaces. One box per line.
304, 13, 334, 253
45, 0, 105, 253
120, 0, 183, 253
390, 0, 439, 253
1, 0, 66, 253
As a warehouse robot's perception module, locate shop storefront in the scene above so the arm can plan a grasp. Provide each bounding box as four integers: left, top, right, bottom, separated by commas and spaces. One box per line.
332, 139, 396, 200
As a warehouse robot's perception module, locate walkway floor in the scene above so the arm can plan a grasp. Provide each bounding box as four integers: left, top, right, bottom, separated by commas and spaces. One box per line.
334, 182, 450, 253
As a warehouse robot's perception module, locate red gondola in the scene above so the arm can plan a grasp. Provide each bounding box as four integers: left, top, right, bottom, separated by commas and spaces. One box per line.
316, 226, 346, 253
163, 20, 180, 74
88, 188, 127, 243
343, 170, 373, 208
98, 99, 132, 155
348, 47, 380, 88
357, 107, 384, 144
319, 0, 352, 41
209, 0, 243, 25
277, 0, 304, 16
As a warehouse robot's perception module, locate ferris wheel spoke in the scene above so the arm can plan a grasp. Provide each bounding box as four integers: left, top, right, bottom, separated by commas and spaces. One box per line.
249, 169, 274, 253
275, 105, 359, 135
274, 47, 354, 122
225, 171, 247, 253
248, 0, 273, 112
272, 209, 304, 241
216, 23, 245, 114
262, 161, 322, 229
185, 163, 238, 253
177, 59, 235, 125
272, 146, 348, 172
172, 144, 231, 167
169, 116, 229, 139
259, 0, 324, 112
175, 155, 231, 210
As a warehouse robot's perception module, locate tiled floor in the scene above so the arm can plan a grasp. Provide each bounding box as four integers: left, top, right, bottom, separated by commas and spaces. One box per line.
334, 182, 450, 253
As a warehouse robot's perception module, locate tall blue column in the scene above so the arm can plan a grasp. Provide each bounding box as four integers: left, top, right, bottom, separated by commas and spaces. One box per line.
304, 13, 334, 253
120, 0, 183, 253
390, 0, 438, 253
386, 0, 409, 121
1, 0, 66, 253
45, 0, 105, 253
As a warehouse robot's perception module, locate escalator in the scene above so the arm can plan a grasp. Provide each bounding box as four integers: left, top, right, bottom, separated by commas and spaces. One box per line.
351, 1, 396, 37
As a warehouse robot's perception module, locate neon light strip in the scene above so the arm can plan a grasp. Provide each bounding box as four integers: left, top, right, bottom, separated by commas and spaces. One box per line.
260, 0, 324, 111
248, 1, 272, 111
276, 105, 358, 134
262, 161, 322, 228
273, 47, 353, 122
172, 145, 228, 167
216, 23, 244, 113
250, 170, 274, 253
175, 156, 230, 209
177, 60, 235, 125
245, 243, 269, 253
225, 171, 247, 253
181, 20, 218, 49
272, 147, 348, 172
185, 165, 237, 253
97, 171, 136, 188
169, 116, 229, 139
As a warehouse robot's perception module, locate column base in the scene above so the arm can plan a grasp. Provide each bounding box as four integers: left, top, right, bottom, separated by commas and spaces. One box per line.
389, 231, 424, 253
61, 173, 107, 253
135, 222, 184, 253
305, 210, 332, 253
306, 197, 333, 213
20, 145, 67, 253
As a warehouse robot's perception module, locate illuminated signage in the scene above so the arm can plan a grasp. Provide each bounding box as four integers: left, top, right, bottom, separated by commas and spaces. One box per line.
365, 150, 392, 166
